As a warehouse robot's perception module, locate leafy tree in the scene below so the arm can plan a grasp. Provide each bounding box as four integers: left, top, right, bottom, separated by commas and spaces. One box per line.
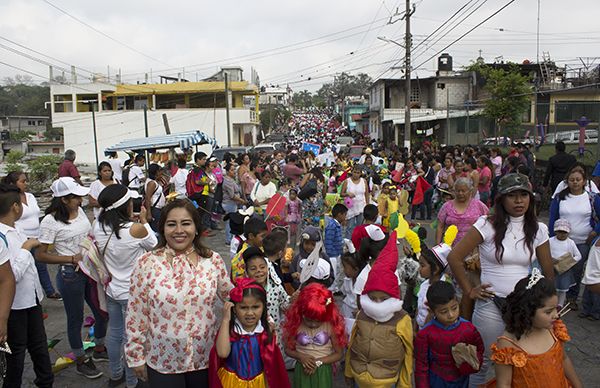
315, 72, 372, 108
44, 127, 64, 141
291, 90, 313, 109
4, 150, 25, 173
9, 130, 35, 141
26, 154, 62, 193
0, 75, 50, 116
467, 63, 531, 139
260, 105, 291, 131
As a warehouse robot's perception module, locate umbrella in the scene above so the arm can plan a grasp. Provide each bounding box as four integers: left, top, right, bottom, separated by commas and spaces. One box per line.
266, 193, 287, 219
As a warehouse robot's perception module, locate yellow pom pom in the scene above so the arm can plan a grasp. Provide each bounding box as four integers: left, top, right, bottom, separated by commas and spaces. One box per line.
444, 225, 458, 246
405, 229, 421, 254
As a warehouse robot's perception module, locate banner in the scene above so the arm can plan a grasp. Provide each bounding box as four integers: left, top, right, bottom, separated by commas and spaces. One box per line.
302, 142, 321, 156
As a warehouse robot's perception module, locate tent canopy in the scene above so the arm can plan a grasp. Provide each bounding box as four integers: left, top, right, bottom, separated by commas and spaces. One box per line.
105, 130, 217, 153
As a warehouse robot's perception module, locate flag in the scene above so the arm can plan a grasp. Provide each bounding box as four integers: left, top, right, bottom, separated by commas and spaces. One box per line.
412, 176, 432, 206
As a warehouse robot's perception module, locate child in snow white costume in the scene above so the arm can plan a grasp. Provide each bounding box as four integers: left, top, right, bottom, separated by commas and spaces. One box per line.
209, 278, 290, 388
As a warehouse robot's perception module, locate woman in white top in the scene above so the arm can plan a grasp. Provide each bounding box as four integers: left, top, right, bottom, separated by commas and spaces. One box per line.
447, 173, 554, 387
89, 161, 117, 219
35, 177, 106, 379
250, 170, 277, 213
145, 163, 166, 232
94, 184, 157, 387
3, 172, 61, 299
341, 166, 370, 239
169, 158, 189, 198
549, 163, 600, 318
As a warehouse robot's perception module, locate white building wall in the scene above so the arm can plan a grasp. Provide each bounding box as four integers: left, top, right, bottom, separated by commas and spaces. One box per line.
55, 108, 255, 164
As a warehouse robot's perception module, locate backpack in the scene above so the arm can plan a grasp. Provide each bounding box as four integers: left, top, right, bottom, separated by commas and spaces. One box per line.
186, 167, 205, 198
121, 166, 132, 188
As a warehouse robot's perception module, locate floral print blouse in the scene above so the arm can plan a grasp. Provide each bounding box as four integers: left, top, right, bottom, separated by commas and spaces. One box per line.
125, 247, 232, 373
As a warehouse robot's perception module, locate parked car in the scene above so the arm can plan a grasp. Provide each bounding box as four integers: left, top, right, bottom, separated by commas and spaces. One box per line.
337, 136, 354, 146
348, 145, 365, 161
550, 129, 598, 144
250, 142, 284, 155
210, 146, 249, 161
265, 132, 286, 142
480, 137, 512, 146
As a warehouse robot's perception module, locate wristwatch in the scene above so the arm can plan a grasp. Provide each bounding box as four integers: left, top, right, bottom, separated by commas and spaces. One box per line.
315, 360, 323, 367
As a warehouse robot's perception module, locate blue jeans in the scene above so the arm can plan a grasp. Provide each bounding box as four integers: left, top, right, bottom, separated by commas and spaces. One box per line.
35, 261, 56, 296
345, 214, 363, 239
107, 296, 137, 387
55, 265, 107, 357
222, 202, 239, 244
567, 243, 591, 300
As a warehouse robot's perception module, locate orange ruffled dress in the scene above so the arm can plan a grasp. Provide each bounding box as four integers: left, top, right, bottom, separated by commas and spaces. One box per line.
488, 320, 572, 388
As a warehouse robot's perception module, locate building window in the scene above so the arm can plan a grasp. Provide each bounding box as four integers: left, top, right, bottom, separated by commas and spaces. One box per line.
555, 101, 600, 123
38, 120, 44, 125
28, 120, 35, 126
410, 85, 420, 103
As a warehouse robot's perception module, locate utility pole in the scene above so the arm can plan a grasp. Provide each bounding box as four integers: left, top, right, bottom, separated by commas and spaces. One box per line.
91, 102, 99, 168
224, 72, 232, 147
402, 0, 414, 151
143, 105, 149, 170
446, 86, 450, 146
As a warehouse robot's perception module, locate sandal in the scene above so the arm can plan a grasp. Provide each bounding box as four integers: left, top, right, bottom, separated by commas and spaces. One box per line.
47, 292, 62, 301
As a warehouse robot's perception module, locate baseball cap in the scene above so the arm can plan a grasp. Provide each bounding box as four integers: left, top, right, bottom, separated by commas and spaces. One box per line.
497, 173, 532, 195
50, 177, 90, 198
301, 226, 321, 242
554, 219, 571, 233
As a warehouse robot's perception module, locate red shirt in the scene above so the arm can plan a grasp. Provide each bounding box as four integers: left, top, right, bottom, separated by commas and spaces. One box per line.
351, 223, 386, 251
58, 159, 80, 179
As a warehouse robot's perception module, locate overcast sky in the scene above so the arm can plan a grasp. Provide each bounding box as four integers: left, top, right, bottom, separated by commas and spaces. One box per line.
0, 0, 599, 92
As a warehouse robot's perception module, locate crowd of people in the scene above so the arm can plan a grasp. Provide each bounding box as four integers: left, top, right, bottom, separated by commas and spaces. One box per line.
1, 112, 600, 388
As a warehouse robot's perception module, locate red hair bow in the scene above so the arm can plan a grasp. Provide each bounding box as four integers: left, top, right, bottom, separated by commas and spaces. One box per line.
229, 277, 264, 303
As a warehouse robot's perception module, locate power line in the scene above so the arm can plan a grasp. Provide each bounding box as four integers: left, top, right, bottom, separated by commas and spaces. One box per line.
412, 0, 517, 71
40, 0, 172, 68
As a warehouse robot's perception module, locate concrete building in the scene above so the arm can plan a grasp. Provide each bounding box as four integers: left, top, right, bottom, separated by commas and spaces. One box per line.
50, 67, 260, 164
27, 140, 64, 155
368, 53, 485, 146
1, 116, 49, 138
259, 86, 291, 107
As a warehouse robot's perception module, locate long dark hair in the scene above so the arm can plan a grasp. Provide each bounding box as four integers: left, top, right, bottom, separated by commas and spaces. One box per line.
230, 286, 272, 342
156, 199, 212, 258
490, 190, 538, 264
2, 171, 26, 191
45, 195, 79, 224
97, 184, 131, 239
503, 275, 556, 339
558, 163, 590, 201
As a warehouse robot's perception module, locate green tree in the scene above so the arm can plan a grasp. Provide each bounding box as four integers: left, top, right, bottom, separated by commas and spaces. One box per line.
4, 150, 25, 173
260, 105, 291, 131
315, 72, 372, 108
44, 127, 64, 141
291, 90, 313, 109
9, 130, 35, 141
0, 76, 50, 116
468, 63, 531, 139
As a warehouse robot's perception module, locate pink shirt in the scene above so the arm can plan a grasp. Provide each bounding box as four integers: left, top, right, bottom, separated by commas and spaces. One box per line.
438, 199, 489, 245
478, 166, 492, 193
58, 159, 80, 179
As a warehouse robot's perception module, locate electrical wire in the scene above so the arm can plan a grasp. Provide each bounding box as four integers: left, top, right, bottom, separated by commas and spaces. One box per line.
40, 0, 173, 68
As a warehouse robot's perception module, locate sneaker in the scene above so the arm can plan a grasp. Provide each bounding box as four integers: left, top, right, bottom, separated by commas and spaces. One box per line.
92, 349, 109, 362
47, 292, 62, 300
76, 358, 103, 379
108, 373, 125, 387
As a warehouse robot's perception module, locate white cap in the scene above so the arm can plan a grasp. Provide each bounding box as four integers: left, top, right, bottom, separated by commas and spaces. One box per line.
366, 224, 386, 242
300, 257, 331, 281
431, 243, 451, 270
50, 177, 90, 198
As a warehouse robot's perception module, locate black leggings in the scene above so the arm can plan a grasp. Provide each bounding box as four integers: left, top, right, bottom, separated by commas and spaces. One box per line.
147, 367, 208, 388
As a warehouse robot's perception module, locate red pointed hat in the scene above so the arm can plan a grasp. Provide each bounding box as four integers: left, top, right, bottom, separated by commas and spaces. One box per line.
362, 231, 400, 299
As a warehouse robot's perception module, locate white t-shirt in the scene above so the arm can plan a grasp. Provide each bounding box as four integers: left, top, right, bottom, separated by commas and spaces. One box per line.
145, 179, 166, 209
128, 165, 145, 189
549, 236, 581, 262
250, 182, 277, 211
557, 192, 593, 244
474, 215, 549, 297
108, 158, 125, 183
170, 168, 189, 197
353, 263, 402, 296
15, 192, 40, 238
553, 180, 599, 198
416, 274, 449, 329
89, 179, 116, 219
341, 276, 357, 318
491, 156, 502, 177
39, 207, 92, 258
93, 221, 158, 300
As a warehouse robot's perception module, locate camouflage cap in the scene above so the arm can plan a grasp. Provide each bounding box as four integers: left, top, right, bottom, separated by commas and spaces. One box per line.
497, 173, 532, 195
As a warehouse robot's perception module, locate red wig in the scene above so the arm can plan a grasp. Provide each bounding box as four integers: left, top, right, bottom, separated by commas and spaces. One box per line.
283, 283, 347, 350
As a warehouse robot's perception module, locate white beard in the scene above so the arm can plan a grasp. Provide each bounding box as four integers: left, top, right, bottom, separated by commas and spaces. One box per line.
360, 294, 403, 323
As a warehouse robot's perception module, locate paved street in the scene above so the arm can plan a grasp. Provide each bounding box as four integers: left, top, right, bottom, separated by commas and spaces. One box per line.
17, 218, 600, 387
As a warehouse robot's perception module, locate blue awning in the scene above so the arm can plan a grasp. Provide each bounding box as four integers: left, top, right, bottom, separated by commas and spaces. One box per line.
105, 130, 217, 153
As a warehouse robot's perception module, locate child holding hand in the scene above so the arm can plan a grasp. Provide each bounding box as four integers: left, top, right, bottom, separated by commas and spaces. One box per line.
283, 283, 347, 387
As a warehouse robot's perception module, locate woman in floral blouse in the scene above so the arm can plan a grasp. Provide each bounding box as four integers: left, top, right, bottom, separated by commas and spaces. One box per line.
125, 199, 232, 387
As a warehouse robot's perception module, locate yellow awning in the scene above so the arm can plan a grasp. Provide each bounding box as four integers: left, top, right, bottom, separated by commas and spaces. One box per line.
111, 81, 258, 96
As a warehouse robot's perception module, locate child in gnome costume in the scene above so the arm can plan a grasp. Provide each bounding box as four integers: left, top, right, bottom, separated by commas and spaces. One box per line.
345, 231, 414, 388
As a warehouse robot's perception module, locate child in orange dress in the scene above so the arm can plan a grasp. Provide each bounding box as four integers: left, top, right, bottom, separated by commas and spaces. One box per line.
489, 269, 582, 388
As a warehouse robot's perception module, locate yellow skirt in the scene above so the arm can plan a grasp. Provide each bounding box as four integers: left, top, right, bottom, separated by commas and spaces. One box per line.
217, 367, 267, 388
